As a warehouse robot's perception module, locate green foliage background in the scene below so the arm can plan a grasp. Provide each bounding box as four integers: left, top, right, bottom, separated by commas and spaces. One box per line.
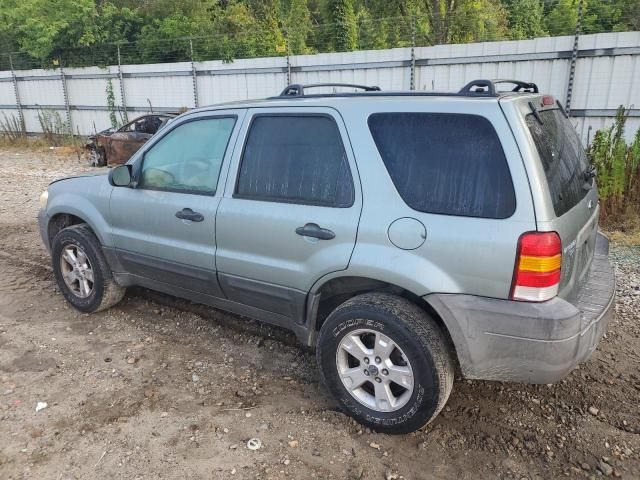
0, 0, 638, 68
589, 108, 640, 227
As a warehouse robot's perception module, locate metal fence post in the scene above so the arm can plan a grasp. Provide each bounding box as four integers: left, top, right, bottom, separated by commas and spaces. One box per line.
286, 36, 292, 86
8, 54, 26, 134
410, 15, 416, 90
117, 44, 129, 122
190, 39, 199, 108
59, 56, 73, 135
565, 0, 584, 115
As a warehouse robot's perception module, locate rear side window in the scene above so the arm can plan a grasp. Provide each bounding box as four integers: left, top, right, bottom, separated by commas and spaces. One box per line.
526, 109, 590, 217
235, 115, 354, 207
368, 113, 516, 219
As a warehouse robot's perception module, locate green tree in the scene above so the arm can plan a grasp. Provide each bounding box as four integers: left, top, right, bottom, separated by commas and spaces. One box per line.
545, 0, 581, 35
137, 13, 200, 63
355, 8, 387, 50
9, 0, 95, 61
0, 0, 637, 68
447, 0, 509, 43
504, 0, 546, 39
250, 0, 286, 56
328, 0, 358, 51
208, 2, 268, 61
285, 0, 313, 54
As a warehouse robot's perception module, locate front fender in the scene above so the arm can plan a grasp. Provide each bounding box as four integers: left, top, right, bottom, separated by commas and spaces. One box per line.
46, 175, 113, 247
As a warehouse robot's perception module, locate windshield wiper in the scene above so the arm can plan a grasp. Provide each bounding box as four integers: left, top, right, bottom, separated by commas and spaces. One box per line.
528, 101, 543, 125
583, 164, 596, 190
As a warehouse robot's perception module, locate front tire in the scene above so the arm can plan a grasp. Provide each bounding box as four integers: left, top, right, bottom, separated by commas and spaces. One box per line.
51, 224, 125, 313
316, 293, 454, 434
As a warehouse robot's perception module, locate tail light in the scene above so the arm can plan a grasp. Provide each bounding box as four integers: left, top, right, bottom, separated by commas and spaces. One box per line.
511, 232, 561, 302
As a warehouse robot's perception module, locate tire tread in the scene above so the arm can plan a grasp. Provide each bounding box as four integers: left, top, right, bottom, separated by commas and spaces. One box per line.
53, 224, 125, 312
317, 292, 454, 433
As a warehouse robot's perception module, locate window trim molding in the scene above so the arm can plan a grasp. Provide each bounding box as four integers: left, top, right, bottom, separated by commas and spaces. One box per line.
367, 111, 517, 220
232, 112, 356, 208
133, 114, 238, 197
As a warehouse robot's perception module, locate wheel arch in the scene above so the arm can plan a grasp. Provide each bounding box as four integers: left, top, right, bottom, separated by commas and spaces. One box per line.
46, 186, 113, 249
46, 208, 108, 249
306, 275, 460, 371
47, 213, 86, 245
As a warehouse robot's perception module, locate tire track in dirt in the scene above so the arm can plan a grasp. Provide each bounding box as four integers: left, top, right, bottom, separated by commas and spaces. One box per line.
0, 248, 302, 349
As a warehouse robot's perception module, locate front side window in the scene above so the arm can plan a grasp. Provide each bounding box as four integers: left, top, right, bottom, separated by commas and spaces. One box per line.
139, 117, 236, 194
368, 113, 516, 219
235, 115, 354, 207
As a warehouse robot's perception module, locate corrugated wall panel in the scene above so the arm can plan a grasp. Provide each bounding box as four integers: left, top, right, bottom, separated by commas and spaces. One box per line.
0, 72, 16, 106
1, 33, 638, 142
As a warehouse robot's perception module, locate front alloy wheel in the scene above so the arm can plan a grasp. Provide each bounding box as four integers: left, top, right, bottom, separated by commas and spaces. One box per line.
51, 224, 125, 313
60, 244, 95, 298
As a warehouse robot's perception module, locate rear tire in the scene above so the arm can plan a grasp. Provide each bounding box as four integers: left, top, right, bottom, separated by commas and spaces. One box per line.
51, 224, 125, 313
316, 293, 454, 434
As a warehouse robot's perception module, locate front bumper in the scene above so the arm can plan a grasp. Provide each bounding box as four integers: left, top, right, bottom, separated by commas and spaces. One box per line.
428, 232, 615, 384
38, 209, 51, 253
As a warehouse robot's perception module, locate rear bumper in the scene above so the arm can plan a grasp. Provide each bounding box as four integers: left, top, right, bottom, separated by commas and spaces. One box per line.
428, 232, 615, 384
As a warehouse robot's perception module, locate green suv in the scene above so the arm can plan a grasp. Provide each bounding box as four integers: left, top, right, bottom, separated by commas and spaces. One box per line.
38, 81, 615, 434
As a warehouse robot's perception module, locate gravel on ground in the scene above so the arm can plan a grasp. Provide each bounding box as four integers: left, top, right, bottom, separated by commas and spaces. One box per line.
0, 147, 638, 479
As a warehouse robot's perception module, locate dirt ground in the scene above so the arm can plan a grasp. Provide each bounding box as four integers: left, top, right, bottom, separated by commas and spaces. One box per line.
0, 147, 639, 480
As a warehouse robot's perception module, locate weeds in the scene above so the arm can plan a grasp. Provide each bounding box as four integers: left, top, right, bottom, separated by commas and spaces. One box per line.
36, 109, 70, 146
0, 109, 86, 154
0, 112, 25, 143
106, 79, 124, 129
589, 106, 640, 233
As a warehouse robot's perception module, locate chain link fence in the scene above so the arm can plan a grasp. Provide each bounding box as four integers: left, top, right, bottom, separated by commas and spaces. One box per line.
0, 8, 639, 137
1, 3, 638, 71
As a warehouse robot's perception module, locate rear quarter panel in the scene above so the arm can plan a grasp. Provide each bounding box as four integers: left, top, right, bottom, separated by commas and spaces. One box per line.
500, 96, 601, 302
313, 98, 537, 299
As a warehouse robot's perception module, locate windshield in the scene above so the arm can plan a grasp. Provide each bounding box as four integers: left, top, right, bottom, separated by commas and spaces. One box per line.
526, 108, 591, 217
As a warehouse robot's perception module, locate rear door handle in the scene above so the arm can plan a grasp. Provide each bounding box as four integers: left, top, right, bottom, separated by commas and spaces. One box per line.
175, 208, 204, 222
295, 223, 335, 240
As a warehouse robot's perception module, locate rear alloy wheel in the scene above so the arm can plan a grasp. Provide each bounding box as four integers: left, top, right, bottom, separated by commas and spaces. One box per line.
317, 293, 454, 434
336, 329, 414, 412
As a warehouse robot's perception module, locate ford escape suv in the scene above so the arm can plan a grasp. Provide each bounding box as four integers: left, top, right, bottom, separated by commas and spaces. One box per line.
38, 80, 615, 434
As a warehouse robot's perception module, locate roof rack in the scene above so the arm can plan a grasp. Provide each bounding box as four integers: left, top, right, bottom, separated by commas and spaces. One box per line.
279, 83, 381, 97
459, 79, 539, 96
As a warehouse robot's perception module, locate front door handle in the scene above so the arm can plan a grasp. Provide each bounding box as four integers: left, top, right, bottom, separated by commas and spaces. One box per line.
175, 208, 204, 222
295, 223, 335, 240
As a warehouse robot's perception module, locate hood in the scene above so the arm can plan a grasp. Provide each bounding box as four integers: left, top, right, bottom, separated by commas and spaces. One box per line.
49, 171, 108, 186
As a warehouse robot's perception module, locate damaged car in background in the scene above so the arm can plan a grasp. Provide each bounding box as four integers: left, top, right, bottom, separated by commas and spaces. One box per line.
86, 113, 177, 166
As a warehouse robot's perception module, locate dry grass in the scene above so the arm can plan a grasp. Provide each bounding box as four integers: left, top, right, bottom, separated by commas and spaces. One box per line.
605, 226, 640, 246
0, 135, 86, 158
602, 208, 640, 245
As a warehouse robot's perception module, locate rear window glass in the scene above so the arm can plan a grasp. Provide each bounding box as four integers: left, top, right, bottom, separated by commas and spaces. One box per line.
526, 109, 590, 217
368, 113, 516, 219
236, 115, 354, 207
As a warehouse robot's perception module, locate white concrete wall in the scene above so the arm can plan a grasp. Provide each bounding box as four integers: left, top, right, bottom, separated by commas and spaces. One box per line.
0, 31, 638, 142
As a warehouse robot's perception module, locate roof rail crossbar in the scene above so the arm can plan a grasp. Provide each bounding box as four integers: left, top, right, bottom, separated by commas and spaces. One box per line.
493, 79, 539, 93
279, 83, 381, 97
458, 79, 539, 96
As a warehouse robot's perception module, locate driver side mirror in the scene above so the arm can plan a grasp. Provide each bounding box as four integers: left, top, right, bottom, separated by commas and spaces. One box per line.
108, 164, 132, 187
